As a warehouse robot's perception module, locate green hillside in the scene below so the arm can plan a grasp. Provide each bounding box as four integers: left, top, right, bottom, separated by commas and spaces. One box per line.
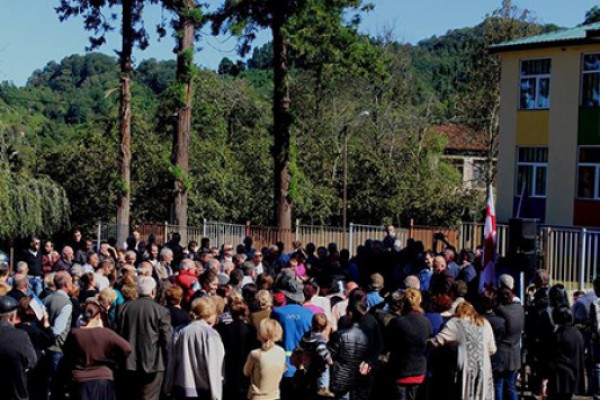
0, 10, 560, 233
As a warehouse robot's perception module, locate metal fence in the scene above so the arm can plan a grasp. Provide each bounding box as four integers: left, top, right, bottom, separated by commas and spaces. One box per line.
203, 220, 246, 249
350, 223, 381, 252
458, 223, 509, 257
296, 224, 348, 250
97, 219, 600, 290
411, 225, 460, 253
540, 227, 600, 290
248, 225, 295, 251
96, 222, 196, 247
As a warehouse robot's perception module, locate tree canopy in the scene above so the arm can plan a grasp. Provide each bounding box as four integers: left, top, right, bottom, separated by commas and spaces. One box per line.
0, 2, 563, 238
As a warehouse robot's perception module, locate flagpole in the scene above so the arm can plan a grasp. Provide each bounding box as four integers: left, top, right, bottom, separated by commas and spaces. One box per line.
516, 183, 526, 218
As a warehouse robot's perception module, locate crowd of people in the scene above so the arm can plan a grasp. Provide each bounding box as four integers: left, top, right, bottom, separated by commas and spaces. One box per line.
0, 226, 597, 400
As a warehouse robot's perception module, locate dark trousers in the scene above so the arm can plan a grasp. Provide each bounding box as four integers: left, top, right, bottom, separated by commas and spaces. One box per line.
281, 377, 300, 400
120, 371, 164, 400
40, 351, 65, 400
71, 379, 116, 400
393, 384, 419, 400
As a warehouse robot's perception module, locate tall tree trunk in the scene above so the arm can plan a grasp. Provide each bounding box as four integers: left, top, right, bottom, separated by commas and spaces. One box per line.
116, 0, 134, 246
272, 14, 292, 230
172, 0, 195, 233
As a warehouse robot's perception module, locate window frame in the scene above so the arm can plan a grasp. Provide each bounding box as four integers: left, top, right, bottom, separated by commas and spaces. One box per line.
518, 58, 551, 111
515, 146, 548, 199
581, 52, 600, 108
576, 145, 600, 200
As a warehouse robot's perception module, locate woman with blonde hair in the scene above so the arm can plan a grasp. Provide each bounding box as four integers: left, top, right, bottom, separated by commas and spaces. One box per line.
165, 297, 225, 400
431, 301, 496, 400
250, 289, 273, 332
244, 318, 287, 400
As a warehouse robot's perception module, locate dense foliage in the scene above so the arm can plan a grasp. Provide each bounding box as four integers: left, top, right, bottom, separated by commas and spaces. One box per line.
0, 2, 571, 237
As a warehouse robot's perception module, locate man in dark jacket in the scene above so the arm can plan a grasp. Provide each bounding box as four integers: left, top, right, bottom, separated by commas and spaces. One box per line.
547, 306, 585, 399
0, 295, 38, 400
429, 256, 454, 295
42, 271, 73, 400
116, 276, 172, 400
53, 246, 74, 272
495, 288, 525, 400
329, 300, 370, 400
20, 236, 43, 296
588, 276, 600, 400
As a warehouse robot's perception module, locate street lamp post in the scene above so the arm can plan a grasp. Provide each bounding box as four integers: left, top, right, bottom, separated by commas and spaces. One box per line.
342, 124, 349, 233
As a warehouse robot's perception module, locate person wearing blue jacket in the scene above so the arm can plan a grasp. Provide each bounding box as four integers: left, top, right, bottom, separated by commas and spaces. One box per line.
271, 271, 313, 400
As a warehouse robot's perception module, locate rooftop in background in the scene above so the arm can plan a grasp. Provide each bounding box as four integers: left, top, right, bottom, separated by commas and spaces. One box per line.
432, 124, 488, 154
490, 22, 600, 53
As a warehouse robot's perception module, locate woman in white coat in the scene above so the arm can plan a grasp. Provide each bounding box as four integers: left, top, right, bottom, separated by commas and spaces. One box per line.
165, 297, 225, 400
431, 301, 497, 400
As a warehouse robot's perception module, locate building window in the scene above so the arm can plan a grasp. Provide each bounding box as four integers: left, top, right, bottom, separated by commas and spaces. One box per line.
473, 160, 487, 188
582, 53, 600, 107
577, 147, 600, 199
516, 147, 548, 197
520, 59, 551, 110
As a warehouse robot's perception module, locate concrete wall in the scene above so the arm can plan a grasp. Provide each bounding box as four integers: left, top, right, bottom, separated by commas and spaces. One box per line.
545, 47, 580, 225
497, 54, 519, 223
497, 44, 600, 225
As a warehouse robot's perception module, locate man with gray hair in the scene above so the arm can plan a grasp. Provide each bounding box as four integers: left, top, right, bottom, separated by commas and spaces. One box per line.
10, 262, 31, 296
15, 261, 29, 275
206, 259, 221, 272
403, 275, 421, 291
137, 276, 157, 297
0, 295, 38, 400
7, 273, 29, 302
42, 271, 74, 399
125, 249, 138, 266
53, 246, 74, 272
137, 261, 153, 277
156, 247, 174, 281
117, 276, 172, 400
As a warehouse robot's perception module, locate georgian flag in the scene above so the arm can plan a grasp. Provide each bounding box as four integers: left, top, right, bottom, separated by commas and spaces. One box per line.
480, 185, 497, 291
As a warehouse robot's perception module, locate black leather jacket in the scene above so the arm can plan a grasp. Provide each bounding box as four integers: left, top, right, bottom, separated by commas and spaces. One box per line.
329, 323, 369, 394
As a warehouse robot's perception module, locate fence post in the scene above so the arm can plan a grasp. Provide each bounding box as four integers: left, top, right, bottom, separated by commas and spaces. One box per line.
409, 218, 414, 239
579, 227, 587, 291
349, 223, 354, 256
164, 221, 168, 244
96, 221, 102, 251
202, 218, 207, 238
295, 219, 301, 243
246, 221, 251, 238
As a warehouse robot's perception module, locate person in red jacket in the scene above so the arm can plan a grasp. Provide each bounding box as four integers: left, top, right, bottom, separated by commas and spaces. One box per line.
174, 259, 199, 306
41, 241, 60, 277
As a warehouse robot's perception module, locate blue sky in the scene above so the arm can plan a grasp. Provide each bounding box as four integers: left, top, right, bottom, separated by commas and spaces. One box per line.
0, 0, 597, 86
